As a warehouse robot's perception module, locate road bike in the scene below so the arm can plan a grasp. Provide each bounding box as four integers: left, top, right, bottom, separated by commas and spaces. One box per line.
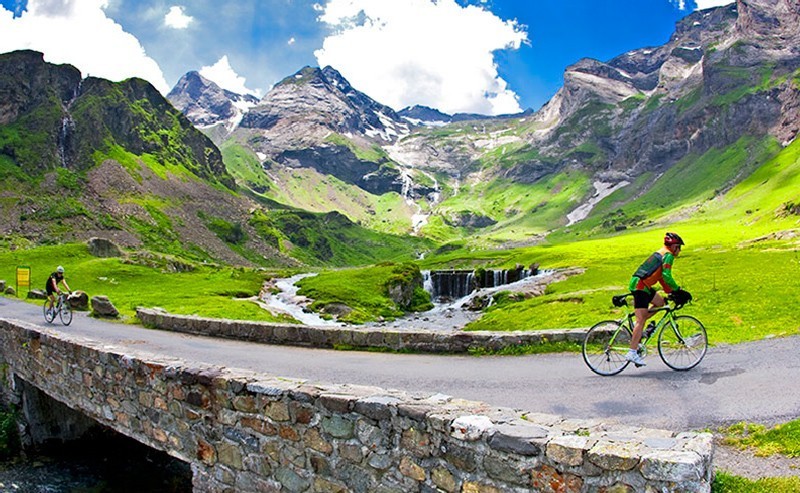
582, 292, 707, 376
43, 292, 73, 326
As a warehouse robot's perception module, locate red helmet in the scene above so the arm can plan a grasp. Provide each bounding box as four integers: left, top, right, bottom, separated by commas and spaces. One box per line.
664, 232, 685, 246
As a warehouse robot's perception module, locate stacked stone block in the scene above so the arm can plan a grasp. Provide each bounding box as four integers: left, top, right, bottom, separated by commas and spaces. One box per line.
0, 319, 713, 492
137, 308, 588, 354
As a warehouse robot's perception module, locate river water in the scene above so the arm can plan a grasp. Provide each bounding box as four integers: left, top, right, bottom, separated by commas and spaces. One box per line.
259, 269, 555, 332
0, 429, 191, 492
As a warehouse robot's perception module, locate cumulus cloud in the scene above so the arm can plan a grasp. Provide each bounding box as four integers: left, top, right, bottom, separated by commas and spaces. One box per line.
200, 56, 261, 97
694, 0, 735, 10
314, 0, 527, 115
0, 0, 170, 93
671, 0, 735, 11
164, 5, 193, 29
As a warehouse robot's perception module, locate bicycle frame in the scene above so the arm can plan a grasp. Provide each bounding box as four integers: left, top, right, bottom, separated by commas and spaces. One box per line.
43, 292, 73, 325
582, 292, 707, 375
617, 300, 677, 350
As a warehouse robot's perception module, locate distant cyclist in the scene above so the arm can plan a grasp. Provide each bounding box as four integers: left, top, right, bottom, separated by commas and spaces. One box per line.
45, 265, 71, 313
625, 233, 685, 367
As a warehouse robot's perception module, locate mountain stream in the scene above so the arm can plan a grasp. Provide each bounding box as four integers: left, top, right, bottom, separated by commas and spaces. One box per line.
385, 144, 441, 234
260, 269, 554, 332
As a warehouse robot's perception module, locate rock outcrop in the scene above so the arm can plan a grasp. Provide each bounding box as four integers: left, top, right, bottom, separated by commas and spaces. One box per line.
86, 237, 123, 258
167, 71, 258, 132
90, 295, 119, 318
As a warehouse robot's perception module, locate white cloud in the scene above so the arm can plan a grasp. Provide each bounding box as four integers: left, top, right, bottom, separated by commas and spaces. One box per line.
288, 37, 296, 45
200, 56, 261, 97
314, 0, 527, 115
0, 0, 170, 93
164, 5, 193, 29
695, 0, 735, 10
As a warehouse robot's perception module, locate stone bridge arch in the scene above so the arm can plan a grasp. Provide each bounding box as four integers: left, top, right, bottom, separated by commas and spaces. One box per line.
0, 319, 713, 492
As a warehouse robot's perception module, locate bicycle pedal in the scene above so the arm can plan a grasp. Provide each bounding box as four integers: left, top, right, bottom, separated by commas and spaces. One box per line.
634, 362, 646, 368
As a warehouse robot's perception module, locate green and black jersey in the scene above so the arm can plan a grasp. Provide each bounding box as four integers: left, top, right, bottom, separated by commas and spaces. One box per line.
628, 251, 679, 294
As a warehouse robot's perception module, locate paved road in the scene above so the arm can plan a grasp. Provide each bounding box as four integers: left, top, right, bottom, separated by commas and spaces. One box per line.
2, 296, 798, 432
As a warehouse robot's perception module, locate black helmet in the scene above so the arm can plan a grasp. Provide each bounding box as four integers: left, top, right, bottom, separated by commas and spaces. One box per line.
664, 232, 685, 247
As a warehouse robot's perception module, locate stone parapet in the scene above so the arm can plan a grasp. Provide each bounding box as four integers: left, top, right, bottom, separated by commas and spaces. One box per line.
0, 318, 713, 492
137, 308, 587, 353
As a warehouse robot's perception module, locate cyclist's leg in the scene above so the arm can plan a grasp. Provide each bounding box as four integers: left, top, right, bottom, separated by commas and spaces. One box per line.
47, 292, 55, 311
630, 289, 657, 349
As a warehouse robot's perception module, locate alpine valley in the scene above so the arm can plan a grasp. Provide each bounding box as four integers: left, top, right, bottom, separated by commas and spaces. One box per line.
1, 0, 799, 271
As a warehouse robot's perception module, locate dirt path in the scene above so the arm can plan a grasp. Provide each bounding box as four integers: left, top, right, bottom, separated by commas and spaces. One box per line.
712, 436, 800, 479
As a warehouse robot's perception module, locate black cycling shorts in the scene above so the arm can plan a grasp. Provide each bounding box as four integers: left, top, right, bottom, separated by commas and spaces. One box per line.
632, 289, 656, 309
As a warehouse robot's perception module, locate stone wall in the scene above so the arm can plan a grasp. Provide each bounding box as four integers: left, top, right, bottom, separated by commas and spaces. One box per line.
0, 319, 714, 492
137, 308, 588, 353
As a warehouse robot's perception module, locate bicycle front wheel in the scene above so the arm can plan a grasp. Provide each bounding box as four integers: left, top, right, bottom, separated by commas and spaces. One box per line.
43, 300, 55, 323
658, 315, 707, 371
582, 320, 632, 376
59, 303, 73, 326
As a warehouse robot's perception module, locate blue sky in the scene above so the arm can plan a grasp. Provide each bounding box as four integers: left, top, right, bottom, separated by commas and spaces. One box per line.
0, 0, 734, 115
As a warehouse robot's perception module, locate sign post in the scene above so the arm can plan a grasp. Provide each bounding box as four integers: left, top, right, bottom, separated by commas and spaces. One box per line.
16, 266, 31, 297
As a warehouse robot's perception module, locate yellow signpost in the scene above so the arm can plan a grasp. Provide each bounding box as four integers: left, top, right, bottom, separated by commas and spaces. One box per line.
16, 266, 31, 297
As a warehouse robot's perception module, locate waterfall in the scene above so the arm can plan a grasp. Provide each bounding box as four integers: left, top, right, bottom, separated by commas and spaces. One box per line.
58, 80, 80, 168
424, 267, 539, 302
422, 270, 433, 295
384, 144, 441, 234
58, 116, 75, 168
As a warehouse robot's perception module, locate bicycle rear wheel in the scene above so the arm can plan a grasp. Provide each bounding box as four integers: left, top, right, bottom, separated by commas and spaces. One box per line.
59, 303, 73, 326
582, 320, 631, 376
658, 315, 707, 371
43, 300, 55, 323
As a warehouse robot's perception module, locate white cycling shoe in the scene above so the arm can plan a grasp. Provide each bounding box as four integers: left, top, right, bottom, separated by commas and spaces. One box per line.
625, 350, 647, 367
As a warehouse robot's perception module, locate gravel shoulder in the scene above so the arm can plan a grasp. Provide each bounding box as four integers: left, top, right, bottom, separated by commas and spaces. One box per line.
713, 435, 800, 480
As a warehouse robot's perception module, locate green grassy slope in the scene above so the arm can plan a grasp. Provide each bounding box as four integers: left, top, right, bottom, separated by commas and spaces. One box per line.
248, 209, 434, 267
441, 139, 800, 343
221, 142, 415, 235
0, 243, 288, 322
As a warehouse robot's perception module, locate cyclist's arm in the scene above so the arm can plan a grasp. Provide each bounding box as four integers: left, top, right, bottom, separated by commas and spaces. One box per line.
61, 279, 71, 292
660, 252, 680, 293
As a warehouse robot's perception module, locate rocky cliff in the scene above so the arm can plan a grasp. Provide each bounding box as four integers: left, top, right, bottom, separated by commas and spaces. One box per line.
0, 50, 282, 265
0, 50, 232, 187
230, 66, 413, 195
386, 0, 800, 224
527, 0, 800, 175
167, 71, 258, 132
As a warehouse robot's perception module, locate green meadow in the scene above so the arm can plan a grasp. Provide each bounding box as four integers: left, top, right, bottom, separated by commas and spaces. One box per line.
0, 243, 289, 323
1, 124, 799, 346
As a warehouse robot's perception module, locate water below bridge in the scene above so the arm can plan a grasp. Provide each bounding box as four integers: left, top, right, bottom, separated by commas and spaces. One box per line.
0, 425, 191, 492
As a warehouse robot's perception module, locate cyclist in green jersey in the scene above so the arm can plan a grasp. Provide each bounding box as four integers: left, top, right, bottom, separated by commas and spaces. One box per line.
625, 232, 685, 366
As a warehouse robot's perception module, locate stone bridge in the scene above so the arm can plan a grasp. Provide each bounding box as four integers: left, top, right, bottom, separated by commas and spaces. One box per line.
0, 318, 714, 492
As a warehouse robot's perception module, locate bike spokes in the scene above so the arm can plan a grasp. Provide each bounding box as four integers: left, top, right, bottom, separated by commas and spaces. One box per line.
60, 304, 73, 325
658, 315, 707, 371
583, 320, 632, 376
43, 300, 55, 323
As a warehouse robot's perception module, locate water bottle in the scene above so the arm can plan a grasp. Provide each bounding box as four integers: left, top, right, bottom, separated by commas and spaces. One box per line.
644, 322, 656, 338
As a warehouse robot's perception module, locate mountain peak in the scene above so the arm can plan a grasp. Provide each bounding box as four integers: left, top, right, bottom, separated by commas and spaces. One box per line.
167, 70, 258, 130
239, 64, 407, 145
